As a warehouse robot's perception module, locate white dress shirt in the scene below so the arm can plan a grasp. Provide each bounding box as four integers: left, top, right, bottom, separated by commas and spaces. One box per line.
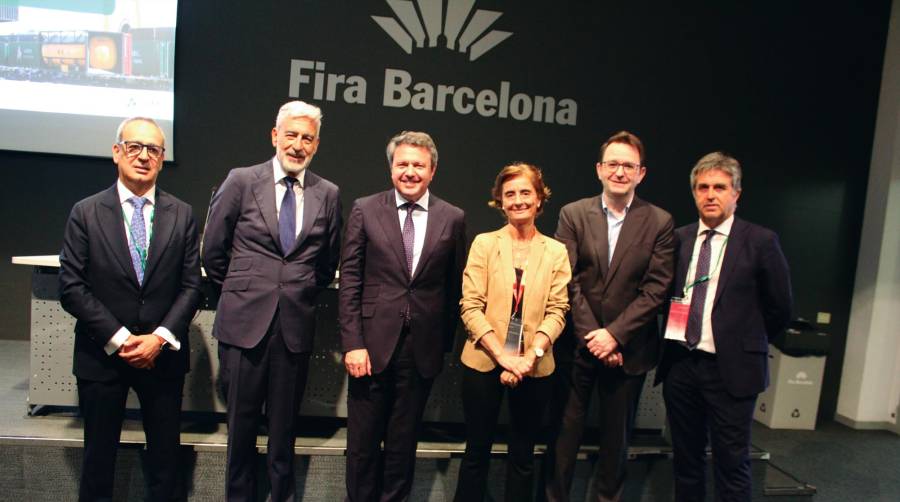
105, 180, 180, 355
681, 214, 734, 354
395, 189, 429, 275
601, 193, 634, 266
273, 157, 305, 239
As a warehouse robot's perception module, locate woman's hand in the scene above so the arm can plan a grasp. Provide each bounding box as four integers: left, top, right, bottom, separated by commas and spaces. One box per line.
496, 354, 533, 379
500, 370, 520, 388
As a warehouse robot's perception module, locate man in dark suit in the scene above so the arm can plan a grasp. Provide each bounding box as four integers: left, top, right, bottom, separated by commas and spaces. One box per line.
544, 131, 674, 502
339, 131, 466, 501
59, 117, 202, 501
657, 152, 792, 501
202, 101, 342, 501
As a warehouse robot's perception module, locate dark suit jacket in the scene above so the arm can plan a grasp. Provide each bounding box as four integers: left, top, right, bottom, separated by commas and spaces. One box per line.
59, 184, 202, 381
202, 160, 342, 353
555, 195, 674, 375
339, 190, 466, 379
658, 217, 793, 397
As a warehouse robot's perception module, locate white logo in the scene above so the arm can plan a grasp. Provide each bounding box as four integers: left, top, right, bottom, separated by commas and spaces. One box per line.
788, 371, 814, 386
372, 0, 513, 61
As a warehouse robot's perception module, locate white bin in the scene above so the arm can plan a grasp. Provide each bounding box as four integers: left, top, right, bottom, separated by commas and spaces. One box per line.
753, 344, 826, 430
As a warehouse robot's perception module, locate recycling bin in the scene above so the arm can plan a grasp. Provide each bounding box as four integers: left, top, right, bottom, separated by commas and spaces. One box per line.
754, 320, 829, 430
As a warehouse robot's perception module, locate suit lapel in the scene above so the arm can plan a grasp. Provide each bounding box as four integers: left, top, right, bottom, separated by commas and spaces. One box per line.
522, 232, 547, 310
585, 197, 609, 279
291, 170, 324, 254
411, 195, 448, 283
497, 230, 516, 315
713, 217, 746, 307
97, 185, 140, 286
375, 190, 410, 280
676, 223, 699, 297
143, 188, 174, 286
251, 162, 280, 251
604, 199, 648, 293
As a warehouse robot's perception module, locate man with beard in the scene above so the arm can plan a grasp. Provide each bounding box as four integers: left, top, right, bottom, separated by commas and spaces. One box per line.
203, 101, 342, 501
339, 131, 466, 501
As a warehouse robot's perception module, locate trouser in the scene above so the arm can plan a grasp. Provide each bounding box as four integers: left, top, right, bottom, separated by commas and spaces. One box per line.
219, 313, 311, 502
77, 370, 184, 502
543, 348, 646, 502
455, 365, 552, 502
662, 343, 756, 502
346, 329, 434, 502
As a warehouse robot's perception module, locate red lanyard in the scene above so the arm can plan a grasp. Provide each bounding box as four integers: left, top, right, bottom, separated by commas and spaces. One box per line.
512, 270, 527, 315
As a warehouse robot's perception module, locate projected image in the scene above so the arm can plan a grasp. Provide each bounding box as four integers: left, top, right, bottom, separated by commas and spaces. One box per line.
0, 0, 177, 158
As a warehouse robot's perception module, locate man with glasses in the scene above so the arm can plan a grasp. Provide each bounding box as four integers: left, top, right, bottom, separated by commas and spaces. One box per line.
544, 131, 674, 501
59, 117, 202, 501
203, 101, 342, 501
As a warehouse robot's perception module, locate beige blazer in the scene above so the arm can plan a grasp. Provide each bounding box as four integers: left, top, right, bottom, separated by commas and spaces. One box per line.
460, 228, 571, 377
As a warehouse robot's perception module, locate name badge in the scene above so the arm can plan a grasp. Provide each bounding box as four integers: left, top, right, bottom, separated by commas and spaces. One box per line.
664, 298, 690, 343
503, 315, 524, 355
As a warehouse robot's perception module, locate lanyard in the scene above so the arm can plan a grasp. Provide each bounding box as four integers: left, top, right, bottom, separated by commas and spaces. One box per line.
123, 206, 155, 272
682, 233, 728, 297
512, 269, 527, 316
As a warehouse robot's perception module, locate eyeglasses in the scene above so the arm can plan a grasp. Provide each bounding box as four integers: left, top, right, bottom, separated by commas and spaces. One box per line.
601, 160, 641, 174
119, 141, 165, 160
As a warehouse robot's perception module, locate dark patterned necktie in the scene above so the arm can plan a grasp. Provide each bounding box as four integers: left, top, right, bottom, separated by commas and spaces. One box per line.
279, 176, 297, 255
127, 196, 148, 285
685, 230, 713, 348
401, 202, 417, 275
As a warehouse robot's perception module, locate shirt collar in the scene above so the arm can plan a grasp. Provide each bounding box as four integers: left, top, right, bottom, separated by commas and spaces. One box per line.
699, 214, 735, 237
395, 189, 430, 210
273, 156, 307, 187
600, 192, 633, 215
117, 179, 156, 205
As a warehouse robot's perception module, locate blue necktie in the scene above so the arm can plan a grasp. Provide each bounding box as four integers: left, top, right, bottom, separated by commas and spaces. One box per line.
127, 196, 148, 285
685, 230, 713, 348
279, 177, 298, 255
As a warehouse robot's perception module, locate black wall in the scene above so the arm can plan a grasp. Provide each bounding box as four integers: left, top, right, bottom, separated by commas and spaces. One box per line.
0, 0, 891, 422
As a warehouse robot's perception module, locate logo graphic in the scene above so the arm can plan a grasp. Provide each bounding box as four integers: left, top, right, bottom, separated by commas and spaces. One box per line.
788, 371, 814, 386
372, 0, 513, 61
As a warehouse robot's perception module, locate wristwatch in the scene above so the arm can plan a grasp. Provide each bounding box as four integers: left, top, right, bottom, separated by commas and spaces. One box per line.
532, 346, 545, 359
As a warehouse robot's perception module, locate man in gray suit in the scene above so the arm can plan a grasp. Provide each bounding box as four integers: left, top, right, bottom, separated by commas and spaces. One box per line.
544, 131, 674, 501
203, 100, 342, 501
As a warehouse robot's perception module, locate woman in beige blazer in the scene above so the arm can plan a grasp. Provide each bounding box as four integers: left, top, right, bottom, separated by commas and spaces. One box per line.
454, 163, 571, 502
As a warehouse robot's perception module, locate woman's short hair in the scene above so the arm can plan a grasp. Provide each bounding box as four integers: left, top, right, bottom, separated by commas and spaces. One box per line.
488, 162, 552, 215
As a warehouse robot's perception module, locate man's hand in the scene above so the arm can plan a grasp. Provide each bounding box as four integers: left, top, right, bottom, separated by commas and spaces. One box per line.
585, 328, 619, 360
118, 334, 165, 369
601, 350, 624, 368
344, 348, 371, 378
500, 370, 520, 388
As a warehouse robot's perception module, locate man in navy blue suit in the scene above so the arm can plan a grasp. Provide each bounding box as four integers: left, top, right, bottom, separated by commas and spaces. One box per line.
203, 101, 342, 501
657, 152, 792, 501
60, 117, 202, 501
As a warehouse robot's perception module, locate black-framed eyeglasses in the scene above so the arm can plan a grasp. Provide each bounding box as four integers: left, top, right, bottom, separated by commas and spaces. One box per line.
601, 160, 641, 174
119, 141, 165, 160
